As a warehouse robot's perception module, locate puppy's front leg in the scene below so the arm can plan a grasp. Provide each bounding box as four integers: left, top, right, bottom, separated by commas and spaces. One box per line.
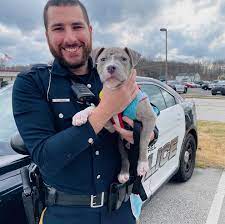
72, 105, 95, 126
118, 137, 130, 183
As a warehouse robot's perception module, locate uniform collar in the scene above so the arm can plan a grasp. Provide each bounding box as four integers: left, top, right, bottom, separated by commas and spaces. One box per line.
51, 57, 95, 77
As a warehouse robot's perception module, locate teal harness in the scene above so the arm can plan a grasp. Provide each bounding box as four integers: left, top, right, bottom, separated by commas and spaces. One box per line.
123, 91, 148, 120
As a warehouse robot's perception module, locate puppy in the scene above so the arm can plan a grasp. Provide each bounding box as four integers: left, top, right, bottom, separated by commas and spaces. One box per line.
72, 47, 157, 183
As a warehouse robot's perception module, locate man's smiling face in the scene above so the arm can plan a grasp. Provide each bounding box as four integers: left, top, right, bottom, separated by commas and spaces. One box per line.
45, 5, 92, 69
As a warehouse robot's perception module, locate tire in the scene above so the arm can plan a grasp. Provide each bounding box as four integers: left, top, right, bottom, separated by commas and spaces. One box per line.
212, 92, 216, 95
183, 88, 187, 93
173, 134, 196, 182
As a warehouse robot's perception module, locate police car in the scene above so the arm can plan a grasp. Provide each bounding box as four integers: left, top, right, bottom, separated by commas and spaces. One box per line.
0, 77, 198, 223
137, 77, 197, 198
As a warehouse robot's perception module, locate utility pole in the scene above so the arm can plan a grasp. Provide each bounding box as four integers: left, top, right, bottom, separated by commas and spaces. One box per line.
160, 28, 168, 81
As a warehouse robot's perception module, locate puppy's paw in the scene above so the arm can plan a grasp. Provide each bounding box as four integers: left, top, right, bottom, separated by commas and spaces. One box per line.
137, 161, 149, 177
72, 112, 88, 126
118, 173, 130, 184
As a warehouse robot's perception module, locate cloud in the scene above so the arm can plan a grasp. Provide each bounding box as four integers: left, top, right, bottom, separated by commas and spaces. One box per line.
0, 22, 50, 65
84, 0, 163, 27
0, 0, 225, 65
151, 0, 225, 61
0, 0, 45, 32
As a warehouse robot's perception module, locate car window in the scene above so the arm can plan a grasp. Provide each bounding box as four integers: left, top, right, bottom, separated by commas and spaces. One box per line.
0, 86, 17, 155
161, 88, 177, 108
140, 84, 167, 111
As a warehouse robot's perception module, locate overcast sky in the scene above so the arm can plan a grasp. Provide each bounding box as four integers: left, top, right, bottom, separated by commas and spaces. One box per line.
0, 0, 225, 65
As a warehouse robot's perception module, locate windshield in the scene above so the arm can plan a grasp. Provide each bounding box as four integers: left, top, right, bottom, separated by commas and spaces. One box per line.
0, 85, 17, 155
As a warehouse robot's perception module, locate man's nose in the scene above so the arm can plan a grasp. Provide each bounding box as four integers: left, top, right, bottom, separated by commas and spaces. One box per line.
64, 28, 77, 44
107, 65, 116, 74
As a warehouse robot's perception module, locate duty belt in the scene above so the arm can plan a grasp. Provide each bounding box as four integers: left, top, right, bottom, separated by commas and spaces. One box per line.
45, 182, 134, 213
45, 187, 108, 208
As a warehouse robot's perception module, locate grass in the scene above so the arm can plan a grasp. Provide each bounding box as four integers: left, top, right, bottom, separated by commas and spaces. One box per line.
196, 120, 225, 169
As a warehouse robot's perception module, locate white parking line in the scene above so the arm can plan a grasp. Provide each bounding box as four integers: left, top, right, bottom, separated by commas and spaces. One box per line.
205, 170, 225, 224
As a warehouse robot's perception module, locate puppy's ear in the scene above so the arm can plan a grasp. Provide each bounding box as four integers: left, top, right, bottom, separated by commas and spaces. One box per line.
124, 47, 141, 67
91, 47, 105, 65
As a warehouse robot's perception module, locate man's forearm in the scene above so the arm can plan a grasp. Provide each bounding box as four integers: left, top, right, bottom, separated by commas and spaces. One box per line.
88, 105, 112, 134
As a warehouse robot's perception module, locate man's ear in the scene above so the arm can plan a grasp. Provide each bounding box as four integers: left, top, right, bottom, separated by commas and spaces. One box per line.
89, 25, 93, 33
124, 47, 141, 67
91, 47, 105, 65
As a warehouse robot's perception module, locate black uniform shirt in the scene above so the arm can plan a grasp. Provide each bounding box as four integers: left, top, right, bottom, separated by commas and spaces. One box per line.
12, 58, 121, 195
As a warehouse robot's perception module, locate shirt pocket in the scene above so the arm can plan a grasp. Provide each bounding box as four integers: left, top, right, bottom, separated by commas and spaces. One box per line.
51, 102, 78, 130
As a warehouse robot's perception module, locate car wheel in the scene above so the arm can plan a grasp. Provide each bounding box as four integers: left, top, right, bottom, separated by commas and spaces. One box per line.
183, 88, 187, 93
212, 92, 216, 95
173, 134, 196, 182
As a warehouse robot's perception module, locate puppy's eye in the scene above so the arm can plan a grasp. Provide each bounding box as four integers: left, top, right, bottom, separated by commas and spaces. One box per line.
121, 57, 127, 61
100, 58, 106, 62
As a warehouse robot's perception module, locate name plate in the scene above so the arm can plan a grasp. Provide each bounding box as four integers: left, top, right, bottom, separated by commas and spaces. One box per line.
52, 98, 70, 103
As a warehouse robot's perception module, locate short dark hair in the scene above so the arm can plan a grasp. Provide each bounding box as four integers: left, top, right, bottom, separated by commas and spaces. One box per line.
43, 0, 90, 29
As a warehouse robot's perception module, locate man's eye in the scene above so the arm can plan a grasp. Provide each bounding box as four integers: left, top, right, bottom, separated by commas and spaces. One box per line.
72, 26, 83, 30
53, 27, 63, 31
100, 58, 106, 62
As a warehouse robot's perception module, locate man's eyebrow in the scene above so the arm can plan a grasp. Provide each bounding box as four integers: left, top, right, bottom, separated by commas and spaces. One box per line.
51, 23, 64, 28
71, 21, 85, 26
50, 21, 85, 28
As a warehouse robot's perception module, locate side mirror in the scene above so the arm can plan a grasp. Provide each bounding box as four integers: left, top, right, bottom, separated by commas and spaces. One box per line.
10, 132, 29, 155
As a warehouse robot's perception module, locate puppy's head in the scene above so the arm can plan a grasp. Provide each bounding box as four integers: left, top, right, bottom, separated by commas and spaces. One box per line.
91, 47, 141, 89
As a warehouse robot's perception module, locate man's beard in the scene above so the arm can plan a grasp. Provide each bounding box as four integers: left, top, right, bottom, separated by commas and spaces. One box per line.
48, 42, 92, 70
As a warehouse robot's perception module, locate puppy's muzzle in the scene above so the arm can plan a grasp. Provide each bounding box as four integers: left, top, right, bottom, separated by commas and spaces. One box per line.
107, 65, 116, 74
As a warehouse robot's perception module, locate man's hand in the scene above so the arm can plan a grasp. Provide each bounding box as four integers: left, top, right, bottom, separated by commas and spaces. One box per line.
113, 116, 155, 145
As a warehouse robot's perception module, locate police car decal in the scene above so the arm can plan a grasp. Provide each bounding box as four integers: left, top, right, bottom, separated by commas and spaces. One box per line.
144, 136, 178, 182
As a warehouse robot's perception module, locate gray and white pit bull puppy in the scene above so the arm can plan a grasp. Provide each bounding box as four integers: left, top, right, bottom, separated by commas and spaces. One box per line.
72, 47, 157, 183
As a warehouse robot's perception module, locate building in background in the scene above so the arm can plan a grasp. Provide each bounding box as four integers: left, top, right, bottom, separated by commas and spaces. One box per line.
0, 69, 19, 83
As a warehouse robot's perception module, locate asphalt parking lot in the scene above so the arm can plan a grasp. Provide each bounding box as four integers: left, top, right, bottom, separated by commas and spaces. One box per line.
186, 98, 225, 122
184, 88, 224, 98
183, 88, 225, 123
140, 168, 225, 224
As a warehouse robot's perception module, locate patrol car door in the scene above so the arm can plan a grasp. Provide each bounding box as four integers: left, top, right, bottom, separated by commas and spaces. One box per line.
140, 83, 185, 196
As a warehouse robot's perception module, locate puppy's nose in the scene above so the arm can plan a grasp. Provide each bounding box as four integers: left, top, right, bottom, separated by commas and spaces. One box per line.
107, 65, 116, 74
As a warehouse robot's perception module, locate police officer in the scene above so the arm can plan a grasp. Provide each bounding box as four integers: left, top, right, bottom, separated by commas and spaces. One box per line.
12, 1, 155, 223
